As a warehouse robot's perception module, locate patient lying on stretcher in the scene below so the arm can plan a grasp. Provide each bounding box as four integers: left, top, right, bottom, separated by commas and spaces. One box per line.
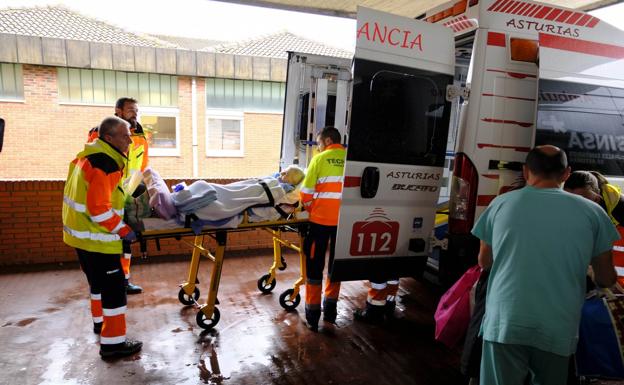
267, 165, 305, 203
143, 166, 305, 230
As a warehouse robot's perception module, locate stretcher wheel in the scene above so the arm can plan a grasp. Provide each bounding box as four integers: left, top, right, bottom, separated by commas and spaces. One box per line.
278, 256, 287, 271
257, 274, 277, 294
279, 289, 300, 311
196, 307, 220, 330
178, 287, 200, 306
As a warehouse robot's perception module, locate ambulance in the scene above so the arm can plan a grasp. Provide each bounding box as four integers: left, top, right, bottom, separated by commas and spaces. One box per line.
280, 1, 624, 283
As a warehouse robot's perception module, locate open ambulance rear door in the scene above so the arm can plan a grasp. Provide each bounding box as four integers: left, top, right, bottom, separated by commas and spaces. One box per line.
332, 7, 456, 282
535, 32, 624, 180
280, 52, 352, 170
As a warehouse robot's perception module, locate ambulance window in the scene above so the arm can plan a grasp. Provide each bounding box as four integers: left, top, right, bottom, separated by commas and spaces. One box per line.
298, 93, 337, 141
535, 79, 624, 176
347, 58, 453, 167
298, 93, 309, 141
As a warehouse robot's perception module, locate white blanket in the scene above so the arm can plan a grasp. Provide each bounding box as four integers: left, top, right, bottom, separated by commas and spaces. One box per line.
192, 177, 286, 221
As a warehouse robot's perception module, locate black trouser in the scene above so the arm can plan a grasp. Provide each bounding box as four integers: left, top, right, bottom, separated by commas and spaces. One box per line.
304, 223, 340, 313
76, 248, 127, 343
304, 223, 338, 283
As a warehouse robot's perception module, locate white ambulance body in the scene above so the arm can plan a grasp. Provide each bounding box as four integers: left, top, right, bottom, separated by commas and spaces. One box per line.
422, 0, 624, 281
280, 2, 624, 283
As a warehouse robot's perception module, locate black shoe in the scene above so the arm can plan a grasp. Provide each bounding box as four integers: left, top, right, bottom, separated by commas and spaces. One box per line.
353, 306, 384, 325
306, 321, 319, 332
305, 307, 320, 332
93, 322, 102, 335
323, 305, 337, 324
126, 282, 143, 294
384, 301, 397, 319
100, 339, 143, 358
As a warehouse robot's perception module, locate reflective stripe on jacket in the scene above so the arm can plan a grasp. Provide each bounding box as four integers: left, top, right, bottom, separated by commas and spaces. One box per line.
300, 144, 346, 226
62, 139, 131, 254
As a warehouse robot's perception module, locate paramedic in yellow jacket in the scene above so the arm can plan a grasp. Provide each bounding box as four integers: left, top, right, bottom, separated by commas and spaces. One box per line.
300, 126, 346, 331
88, 97, 148, 295
565, 170, 624, 287
63, 116, 142, 358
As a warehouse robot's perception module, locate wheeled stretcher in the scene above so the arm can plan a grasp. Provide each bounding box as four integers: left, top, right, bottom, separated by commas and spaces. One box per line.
136, 211, 309, 330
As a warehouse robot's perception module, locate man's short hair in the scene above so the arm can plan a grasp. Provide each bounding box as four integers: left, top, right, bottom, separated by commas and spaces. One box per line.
318, 126, 341, 145
115, 97, 137, 110
98, 116, 129, 138
525, 146, 568, 179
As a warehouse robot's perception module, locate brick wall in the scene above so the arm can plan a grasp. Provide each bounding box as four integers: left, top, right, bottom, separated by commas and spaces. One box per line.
0, 179, 298, 266
0, 65, 284, 180
0, 65, 111, 178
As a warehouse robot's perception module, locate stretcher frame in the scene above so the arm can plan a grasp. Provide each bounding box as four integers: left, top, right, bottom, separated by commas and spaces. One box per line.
137, 212, 309, 330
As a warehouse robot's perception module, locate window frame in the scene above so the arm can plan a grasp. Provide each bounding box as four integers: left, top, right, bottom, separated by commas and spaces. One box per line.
205, 109, 245, 157
56, 68, 178, 107
139, 107, 180, 157
0, 63, 24, 102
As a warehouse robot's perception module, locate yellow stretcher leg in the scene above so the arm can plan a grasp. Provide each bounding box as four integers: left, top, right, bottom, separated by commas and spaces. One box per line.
196, 231, 227, 330
292, 231, 306, 297
278, 230, 307, 310
256, 229, 289, 293
177, 235, 204, 306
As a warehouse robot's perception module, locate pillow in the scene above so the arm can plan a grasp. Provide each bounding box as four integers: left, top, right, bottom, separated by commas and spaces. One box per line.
143, 167, 177, 220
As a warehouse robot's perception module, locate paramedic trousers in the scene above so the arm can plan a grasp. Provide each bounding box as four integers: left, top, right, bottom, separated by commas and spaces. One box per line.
121, 240, 132, 280
76, 248, 127, 346
304, 223, 341, 319
367, 279, 399, 307
480, 341, 569, 385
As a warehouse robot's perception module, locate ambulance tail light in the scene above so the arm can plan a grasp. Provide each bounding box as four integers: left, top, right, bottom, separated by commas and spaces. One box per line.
510, 38, 539, 64
449, 153, 478, 234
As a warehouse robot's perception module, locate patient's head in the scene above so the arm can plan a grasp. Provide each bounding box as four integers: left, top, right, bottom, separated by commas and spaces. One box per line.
279, 165, 305, 186
564, 170, 601, 203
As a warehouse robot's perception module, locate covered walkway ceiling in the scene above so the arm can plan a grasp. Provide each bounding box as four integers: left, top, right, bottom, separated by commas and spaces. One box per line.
217, 0, 618, 18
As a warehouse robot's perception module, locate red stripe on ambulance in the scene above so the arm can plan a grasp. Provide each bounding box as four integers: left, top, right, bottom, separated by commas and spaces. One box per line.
541, 34, 624, 59
343, 176, 361, 188
486, 69, 536, 79
487, 32, 506, 47
477, 143, 531, 152
482, 118, 533, 128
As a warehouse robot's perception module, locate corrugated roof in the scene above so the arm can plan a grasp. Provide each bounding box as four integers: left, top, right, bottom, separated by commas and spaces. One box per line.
213, 31, 353, 59
0, 6, 177, 48
0, 6, 353, 59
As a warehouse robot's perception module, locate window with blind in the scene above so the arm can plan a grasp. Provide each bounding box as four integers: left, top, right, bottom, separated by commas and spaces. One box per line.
57, 68, 178, 107
0, 63, 24, 100
205, 78, 285, 112
206, 111, 244, 157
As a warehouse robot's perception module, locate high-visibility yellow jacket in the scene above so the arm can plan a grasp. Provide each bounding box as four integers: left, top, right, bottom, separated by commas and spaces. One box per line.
88, 121, 149, 178
62, 139, 132, 254
300, 143, 346, 226
602, 183, 623, 226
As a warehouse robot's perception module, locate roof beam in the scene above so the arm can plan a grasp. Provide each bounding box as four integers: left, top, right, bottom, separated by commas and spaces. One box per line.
211, 0, 620, 19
